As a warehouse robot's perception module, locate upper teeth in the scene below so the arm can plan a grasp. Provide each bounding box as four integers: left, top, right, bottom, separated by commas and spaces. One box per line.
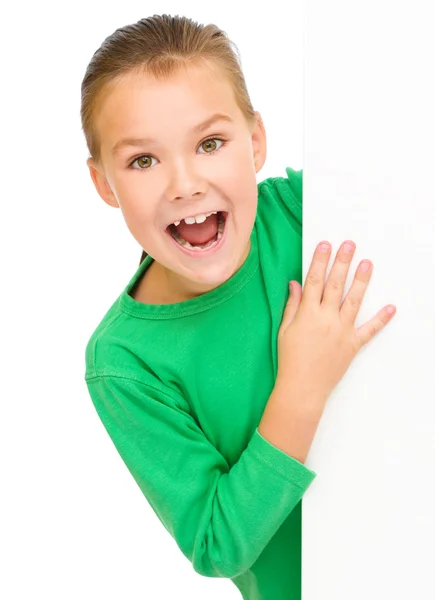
173, 211, 217, 226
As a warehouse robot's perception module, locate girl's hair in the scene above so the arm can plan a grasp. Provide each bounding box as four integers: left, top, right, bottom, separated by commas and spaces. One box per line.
80, 14, 257, 266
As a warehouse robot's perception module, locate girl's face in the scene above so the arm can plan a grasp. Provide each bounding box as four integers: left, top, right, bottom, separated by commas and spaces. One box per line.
87, 62, 267, 300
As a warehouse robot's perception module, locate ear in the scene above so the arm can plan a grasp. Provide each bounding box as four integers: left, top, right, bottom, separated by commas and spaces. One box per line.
86, 158, 119, 208
251, 112, 267, 173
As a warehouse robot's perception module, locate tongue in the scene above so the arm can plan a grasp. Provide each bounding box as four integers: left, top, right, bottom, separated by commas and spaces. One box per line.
175, 213, 219, 246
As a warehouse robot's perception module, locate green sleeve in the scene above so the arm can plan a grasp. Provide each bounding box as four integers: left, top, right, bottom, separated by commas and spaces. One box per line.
85, 374, 316, 579
261, 166, 303, 235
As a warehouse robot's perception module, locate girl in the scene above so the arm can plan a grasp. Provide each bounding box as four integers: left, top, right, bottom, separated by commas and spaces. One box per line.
82, 14, 396, 600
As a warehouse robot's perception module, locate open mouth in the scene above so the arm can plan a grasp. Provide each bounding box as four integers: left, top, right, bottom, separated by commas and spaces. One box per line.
166, 211, 228, 252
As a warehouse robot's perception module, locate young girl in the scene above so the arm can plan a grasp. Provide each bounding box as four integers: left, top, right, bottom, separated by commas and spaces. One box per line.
82, 14, 396, 600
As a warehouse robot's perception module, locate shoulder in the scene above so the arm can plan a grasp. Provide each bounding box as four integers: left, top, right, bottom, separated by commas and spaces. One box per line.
84, 302, 144, 381
258, 167, 303, 235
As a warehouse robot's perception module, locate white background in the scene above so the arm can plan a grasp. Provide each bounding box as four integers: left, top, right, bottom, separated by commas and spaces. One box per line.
1, 1, 433, 599
303, 1, 435, 598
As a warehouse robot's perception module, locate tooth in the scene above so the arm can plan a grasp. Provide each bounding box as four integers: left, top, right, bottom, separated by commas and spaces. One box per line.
184, 214, 206, 224
175, 211, 219, 226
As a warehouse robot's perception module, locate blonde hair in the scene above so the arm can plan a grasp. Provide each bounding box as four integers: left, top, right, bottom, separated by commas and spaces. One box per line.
80, 14, 257, 264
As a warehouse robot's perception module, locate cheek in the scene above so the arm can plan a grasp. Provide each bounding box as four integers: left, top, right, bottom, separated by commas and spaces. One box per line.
121, 199, 157, 234
231, 175, 258, 208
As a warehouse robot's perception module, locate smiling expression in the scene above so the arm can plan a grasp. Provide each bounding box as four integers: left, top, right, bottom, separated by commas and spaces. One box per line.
87, 61, 267, 299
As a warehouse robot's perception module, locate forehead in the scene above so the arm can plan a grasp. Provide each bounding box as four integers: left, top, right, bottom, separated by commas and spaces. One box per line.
95, 64, 242, 155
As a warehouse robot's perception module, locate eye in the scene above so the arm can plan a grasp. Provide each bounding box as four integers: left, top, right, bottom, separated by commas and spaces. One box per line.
198, 137, 226, 154
129, 155, 157, 170
128, 136, 227, 171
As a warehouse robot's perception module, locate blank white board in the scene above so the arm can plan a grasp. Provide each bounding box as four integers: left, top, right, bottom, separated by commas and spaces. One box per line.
303, 1, 435, 598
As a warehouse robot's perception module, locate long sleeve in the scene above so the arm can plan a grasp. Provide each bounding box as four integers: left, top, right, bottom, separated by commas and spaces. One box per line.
85, 374, 316, 580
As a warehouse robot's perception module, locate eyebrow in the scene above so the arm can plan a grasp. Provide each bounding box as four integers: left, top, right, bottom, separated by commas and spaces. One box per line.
111, 113, 234, 156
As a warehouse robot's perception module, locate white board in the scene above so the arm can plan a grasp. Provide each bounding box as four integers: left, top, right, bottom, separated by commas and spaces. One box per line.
303, 1, 435, 598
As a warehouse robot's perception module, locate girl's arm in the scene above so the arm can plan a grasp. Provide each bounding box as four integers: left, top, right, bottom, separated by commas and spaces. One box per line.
85, 373, 316, 580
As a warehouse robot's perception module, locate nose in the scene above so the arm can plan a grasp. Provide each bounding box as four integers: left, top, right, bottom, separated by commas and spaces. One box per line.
168, 161, 207, 201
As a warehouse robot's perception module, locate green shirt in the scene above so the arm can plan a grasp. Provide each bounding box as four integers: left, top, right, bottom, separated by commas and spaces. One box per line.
84, 167, 317, 600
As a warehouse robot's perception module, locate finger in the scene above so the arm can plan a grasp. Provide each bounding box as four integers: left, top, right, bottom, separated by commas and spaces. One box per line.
279, 281, 302, 332
354, 304, 397, 349
340, 259, 374, 324
301, 241, 332, 306
321, 241, 356, 308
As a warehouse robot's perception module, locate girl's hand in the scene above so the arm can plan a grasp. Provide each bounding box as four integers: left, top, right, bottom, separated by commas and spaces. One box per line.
276, 240, 396, 412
